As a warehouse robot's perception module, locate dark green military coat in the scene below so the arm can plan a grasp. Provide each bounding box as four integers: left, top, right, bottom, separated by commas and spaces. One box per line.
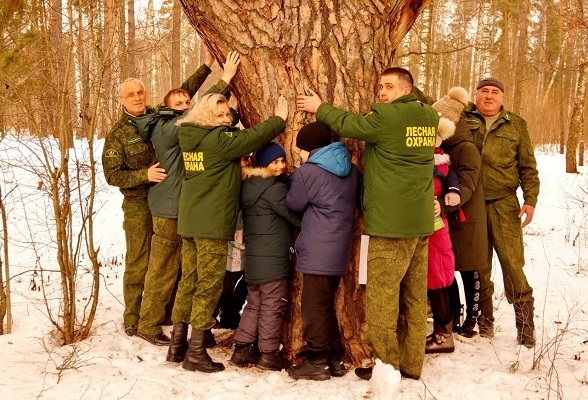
177, 116, 286, 241
316, 93, 438, 238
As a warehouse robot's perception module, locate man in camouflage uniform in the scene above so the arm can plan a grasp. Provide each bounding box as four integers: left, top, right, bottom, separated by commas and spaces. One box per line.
297, 67, 438, 380
102, 59, 216, 337
464, 78, 540, 348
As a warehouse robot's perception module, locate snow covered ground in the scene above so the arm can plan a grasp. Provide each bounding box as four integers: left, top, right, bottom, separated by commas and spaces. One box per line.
0, 137, 587, 400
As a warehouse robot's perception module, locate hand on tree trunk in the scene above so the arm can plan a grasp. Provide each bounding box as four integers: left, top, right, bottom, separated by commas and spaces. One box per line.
275, 95, 288, 121
221, 51, 241, 85
296, 89, 322, 114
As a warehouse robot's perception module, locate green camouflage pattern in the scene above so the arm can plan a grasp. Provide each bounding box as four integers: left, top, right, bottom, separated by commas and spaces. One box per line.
121, 196, 153, 326
138, 216, 182, 335
172, 237, 227, 330
102, 111, 156, 198
486, 195, 533, 304
478, 263, 494, 320
366, 236, 428, 377
464, 106, 539, 208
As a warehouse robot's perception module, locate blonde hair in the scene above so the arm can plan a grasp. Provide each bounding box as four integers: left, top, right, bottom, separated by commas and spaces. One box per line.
177, 93, 228, 126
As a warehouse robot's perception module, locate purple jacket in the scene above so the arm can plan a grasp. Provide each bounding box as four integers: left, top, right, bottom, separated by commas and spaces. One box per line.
286, 142, 361, 276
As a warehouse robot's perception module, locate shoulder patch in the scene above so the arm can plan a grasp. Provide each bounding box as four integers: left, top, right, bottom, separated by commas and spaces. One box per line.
104, 149, 119, 157
465, 118, 481, 130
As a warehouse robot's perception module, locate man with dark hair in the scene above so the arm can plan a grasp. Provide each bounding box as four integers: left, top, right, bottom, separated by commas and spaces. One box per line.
464, 77, 539, 348
297, 67, 438, 380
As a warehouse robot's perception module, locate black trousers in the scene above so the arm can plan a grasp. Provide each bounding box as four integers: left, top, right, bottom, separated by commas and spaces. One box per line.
448, 271, 480, 321
301, 274, 344, 363
427, 286, 452, 327
213, 271, 248, 328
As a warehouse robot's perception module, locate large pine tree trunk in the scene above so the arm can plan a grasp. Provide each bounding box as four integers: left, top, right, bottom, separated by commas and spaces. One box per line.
180, 0, 429, 364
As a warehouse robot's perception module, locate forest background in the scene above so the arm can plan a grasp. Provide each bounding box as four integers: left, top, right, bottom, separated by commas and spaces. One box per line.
2, 0, 588, 168
0, 0, 587, 365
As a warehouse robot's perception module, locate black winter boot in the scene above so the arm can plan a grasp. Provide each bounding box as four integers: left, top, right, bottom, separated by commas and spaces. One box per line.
166, 322, 189, 363
182, 330, 225, 373
514, 301, 535, 348
455, 314, 479, 343
425, 322, 455, 354
355, 366, 372, 380
257, 350, 285, 371
287, 359, 331, 381
203, 329, 216, 348
229, 343, 260, 366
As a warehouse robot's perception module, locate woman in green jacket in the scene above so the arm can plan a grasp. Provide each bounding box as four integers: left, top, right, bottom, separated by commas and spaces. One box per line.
167, 93, 288, 373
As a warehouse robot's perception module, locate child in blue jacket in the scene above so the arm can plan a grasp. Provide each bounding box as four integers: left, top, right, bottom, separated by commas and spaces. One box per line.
285, 122, 361, 381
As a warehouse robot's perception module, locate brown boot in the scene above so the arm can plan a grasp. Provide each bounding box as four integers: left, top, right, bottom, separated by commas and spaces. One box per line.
514, 301, 535, 348
478, 296, 495, 338
425, 323, 455, 354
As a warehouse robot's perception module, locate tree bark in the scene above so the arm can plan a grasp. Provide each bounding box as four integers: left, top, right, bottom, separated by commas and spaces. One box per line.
127, 0, 137, 77
171, 0, 182, 88
179, 0, 430, 365
512, 0, 529, 115
566, 61, 588, 173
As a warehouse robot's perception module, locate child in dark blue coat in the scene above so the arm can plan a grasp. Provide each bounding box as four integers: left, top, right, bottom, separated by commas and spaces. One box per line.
229, 142, 300, 371
285, 122, 361, 381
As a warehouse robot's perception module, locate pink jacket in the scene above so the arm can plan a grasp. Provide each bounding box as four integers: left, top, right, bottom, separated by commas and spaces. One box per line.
427, 150, 455, 290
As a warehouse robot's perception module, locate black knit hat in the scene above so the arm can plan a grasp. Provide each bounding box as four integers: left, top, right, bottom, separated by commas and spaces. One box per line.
476, 77, 505, 93
296, 122, 332, 152
255, 142, 286, 167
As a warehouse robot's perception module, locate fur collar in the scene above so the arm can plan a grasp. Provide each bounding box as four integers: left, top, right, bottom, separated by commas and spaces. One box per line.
242, 166, 274, 180
434, 152, 451, 166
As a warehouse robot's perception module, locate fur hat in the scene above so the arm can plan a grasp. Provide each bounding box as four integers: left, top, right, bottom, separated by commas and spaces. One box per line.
432, 86, 469, 124
437, 117, 457, 141
296, 122, 332, 152
476, 77, 505, 93
255, 142, 286, 167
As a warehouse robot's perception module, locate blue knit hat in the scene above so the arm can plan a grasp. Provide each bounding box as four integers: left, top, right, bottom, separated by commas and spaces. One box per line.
255, 142, 286, 167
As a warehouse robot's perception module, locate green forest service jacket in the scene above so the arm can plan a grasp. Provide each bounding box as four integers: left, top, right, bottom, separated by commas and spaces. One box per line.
316, 93, 439, 238
177, 116, 286, 240
464, 105, 540, 208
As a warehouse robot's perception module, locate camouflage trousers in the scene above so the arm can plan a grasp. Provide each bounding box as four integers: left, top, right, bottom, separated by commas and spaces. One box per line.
366, 236, 428, 378
172, 237, 227, 330
121, 196, 153, 327
138, 216, 181, 335
482, 195, 534, 306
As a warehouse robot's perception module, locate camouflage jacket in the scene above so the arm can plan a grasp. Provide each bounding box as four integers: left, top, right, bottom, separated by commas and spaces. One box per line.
102, 64, 215, 198
102, 109, 157, 198
464, 105, 539, 208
